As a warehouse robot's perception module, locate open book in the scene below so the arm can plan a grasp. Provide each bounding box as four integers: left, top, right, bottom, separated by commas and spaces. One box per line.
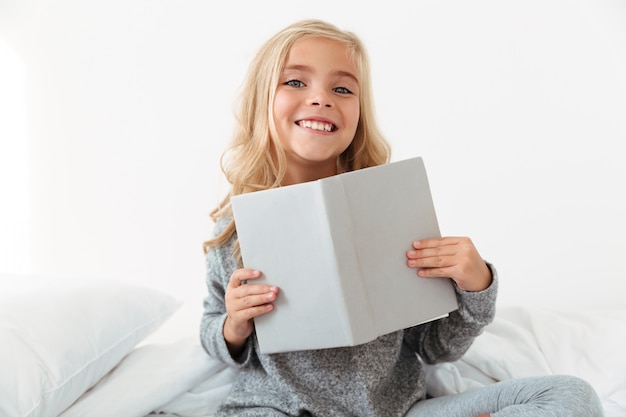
231, 157, 458, 354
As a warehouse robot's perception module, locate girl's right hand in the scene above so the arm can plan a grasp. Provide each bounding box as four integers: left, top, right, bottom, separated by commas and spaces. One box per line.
224, 268, 278, 356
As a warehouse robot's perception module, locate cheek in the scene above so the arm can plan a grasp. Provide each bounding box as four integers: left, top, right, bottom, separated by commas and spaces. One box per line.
272, 92, 292, 123
347, 104, 360, 133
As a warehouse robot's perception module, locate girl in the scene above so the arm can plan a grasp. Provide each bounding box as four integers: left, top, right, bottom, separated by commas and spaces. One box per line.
200, 19, 603, 417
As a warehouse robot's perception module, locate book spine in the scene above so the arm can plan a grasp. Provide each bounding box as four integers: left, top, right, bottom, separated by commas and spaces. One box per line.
320, 177, 376, 345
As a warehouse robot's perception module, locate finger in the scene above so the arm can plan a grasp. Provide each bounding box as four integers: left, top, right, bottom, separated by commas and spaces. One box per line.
229, 291, 277, 320
406, 246, 457, 260
233, 285, 278, 304
407, 253, 455, 269
412, 237, 465, 250
417, 266, 451, 278
234, 303, 275, 322
228, 269, 261, 288
411, 237, 445, 249
239, 290, 278, 309
238, 284, 279, 297
227, 286, 278, 316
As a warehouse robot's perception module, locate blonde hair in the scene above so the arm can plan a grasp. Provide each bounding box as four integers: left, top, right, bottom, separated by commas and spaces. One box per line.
203, 19, 391, 259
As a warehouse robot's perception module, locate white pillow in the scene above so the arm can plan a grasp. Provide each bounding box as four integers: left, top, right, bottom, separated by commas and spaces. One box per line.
0, 274, 180, 417
462, 306, 626, 399
59, 338, 237, 417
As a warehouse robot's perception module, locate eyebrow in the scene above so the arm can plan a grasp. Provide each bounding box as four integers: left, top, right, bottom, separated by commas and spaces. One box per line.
283, 64, 359, 84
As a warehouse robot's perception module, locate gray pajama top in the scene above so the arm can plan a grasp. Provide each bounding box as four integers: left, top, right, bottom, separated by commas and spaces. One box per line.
200, 220, 498, 417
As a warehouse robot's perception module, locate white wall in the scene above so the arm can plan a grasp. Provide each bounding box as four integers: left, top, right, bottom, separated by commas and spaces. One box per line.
0, 36, 30, 273
1, 0, 624, 311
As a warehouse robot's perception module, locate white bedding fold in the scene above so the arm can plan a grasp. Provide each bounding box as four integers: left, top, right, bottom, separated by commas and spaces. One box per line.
425, 306, 626, 417
59, 338, 229, 417
60, 306, 626, 417
151, 365, 239, 417
462, 306, 626, 399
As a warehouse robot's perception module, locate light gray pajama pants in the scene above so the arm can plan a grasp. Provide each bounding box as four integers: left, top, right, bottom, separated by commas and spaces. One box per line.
406, 375, 604, 417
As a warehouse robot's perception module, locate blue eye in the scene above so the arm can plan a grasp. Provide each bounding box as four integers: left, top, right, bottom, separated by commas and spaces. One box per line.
285, 79, 305, 88
334, 86, 353, 94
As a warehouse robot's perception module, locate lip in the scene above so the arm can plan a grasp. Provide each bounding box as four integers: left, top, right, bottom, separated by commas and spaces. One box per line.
295, 116, 338, 132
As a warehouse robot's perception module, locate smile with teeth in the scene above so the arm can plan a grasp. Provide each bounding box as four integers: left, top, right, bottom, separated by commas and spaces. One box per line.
297, 119, 336, 132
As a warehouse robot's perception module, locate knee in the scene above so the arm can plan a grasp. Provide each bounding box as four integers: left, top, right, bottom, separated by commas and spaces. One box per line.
553, 375, 598, 398
549, 375, 603, 416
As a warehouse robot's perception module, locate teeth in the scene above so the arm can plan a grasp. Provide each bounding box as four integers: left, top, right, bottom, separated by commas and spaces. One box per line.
299, 120, 334, 132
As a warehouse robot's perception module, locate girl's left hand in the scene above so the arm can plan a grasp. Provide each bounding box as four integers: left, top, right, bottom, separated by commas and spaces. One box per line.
406, 237, 492, 292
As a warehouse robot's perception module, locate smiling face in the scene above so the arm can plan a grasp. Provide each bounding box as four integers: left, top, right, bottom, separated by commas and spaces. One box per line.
273, 36, 360, 185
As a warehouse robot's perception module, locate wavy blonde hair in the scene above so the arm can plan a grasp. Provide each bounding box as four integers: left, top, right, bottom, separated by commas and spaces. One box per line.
203, 19, 391, 259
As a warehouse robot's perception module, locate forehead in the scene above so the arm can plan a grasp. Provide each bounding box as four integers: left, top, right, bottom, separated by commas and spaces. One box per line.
284, 37, 359, 80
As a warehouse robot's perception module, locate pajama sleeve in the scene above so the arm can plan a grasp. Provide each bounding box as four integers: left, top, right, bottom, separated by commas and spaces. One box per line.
403, 263, 498, 364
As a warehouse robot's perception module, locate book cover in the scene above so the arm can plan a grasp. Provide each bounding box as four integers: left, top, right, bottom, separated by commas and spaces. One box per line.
230, 157, 458, 354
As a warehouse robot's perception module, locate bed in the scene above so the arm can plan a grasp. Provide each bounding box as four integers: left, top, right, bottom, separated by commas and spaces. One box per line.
2, 273, 625, 417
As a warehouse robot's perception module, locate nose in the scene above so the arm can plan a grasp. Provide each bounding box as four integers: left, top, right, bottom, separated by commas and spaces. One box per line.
307, 88, 333, 108
311, 101, 332, 108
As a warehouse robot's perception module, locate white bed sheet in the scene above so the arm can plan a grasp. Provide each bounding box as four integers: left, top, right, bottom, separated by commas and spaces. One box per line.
0, 274, 181, 417
55, 304, 626, 417
426, 306, 626, 416
60, 338, 237, 417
